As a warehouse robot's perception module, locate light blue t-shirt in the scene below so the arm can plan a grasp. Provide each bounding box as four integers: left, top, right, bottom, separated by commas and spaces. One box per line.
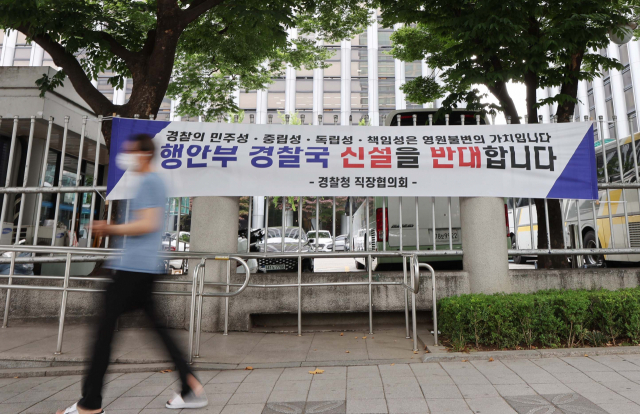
109, 172, 166, 274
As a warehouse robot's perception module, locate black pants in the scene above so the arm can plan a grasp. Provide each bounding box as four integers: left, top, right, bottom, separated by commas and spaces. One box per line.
79, 270, 194, 410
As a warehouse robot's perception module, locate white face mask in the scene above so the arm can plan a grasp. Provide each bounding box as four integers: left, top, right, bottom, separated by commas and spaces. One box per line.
115, 153, 141, 171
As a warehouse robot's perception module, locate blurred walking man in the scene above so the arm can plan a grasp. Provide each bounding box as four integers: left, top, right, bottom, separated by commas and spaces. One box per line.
58, 134, 207, 414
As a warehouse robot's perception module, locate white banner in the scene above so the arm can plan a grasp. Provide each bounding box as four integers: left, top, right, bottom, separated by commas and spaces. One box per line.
107, 118, 597, 200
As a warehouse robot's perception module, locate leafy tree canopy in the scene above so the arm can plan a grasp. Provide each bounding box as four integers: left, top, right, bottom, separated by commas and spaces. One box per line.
0, 0, 371, 144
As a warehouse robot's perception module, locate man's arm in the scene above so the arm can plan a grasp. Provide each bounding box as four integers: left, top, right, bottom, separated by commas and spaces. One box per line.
91, 207, 163, 237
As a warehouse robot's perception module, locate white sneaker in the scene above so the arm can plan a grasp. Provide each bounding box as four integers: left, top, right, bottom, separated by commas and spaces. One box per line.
165, 390, 209, 409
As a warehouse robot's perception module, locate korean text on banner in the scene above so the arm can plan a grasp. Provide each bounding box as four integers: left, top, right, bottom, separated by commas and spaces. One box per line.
107, 118, 597, 200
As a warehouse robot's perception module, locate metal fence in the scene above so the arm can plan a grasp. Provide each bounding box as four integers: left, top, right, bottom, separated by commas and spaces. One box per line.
2, 111, 640, 360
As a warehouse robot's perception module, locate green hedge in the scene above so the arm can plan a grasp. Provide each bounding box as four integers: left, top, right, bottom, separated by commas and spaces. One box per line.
437, 288, 640, 351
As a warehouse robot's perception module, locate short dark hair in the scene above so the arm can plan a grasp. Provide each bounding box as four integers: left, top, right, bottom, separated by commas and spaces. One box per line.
129, 133, 155, 156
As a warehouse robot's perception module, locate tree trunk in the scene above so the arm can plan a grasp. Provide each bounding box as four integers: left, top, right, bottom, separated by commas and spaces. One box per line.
524, 71, 539, 124
487, 80, 520, 123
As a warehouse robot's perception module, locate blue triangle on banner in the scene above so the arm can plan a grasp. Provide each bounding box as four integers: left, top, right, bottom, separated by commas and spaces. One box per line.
546, 124, 598, 200
106, 118, 171, 197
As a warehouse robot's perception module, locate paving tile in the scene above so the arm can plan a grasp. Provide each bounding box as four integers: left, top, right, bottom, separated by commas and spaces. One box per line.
262, 401, 306, 414
561, 357, 614, 372
456, 384, 499, 399
278, 368, 317, 382
220, 403, 265, 414
105, 395, 155, 409
426, 398, 469, 412
209, 371, 251, 384
620, 371, 640, 382
382, 382, 422, 399
528, 382, 573, 395
306, 389, 346, 402
227, 391, 271, 405
542, 393, 610, 413
178, 404, 224, 413
204, 382, 241, 394
440, 362, 491, 385
417, 374, 455, 386
420, 384, 463, 399
378, 364, 413, 378
273, 380, 311, 392
493, 384, 537, 397
3, 390, 57, 404
470, 360, 525, 385
267, 390, 309, 403
592, 355, 640, 372
550, 371, 595, 383
312, 367, 347, 380
242, 369, 283, 384
347, 366, 380, 379
0, 391, 18, 404
0, 402, 34, 414
347, 377, 382, 389
346, 399, 388, 414
386, 398, 428, 414
601, 380, 640, 393
587, 370, 630, 382
235, 382, 275, 394
206, 393, 234, 405
305, 400, 346, 414
597, 402, 640, 414
310, 379, 347, 391
121, 384, 169, 397
501, 360, 560, 384
532, 357, 581, 373
346, 386, 384, 400
465, 397, 517, 414
21, 400, 78, 414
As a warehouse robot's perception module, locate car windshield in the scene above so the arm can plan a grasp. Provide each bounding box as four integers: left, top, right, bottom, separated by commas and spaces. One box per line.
308, 231, 331, 239
267, 228, 306, 241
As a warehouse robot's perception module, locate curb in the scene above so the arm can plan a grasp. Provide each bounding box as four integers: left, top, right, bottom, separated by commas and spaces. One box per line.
0, 363, 174, 378
422, 343, 640, 362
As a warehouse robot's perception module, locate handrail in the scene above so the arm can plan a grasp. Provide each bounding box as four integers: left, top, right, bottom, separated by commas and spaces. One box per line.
417, 261, 437, 347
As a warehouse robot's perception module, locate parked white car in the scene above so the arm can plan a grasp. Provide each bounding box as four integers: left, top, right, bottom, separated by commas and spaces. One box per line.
162, 231, 190, 271
307, 230, 333, 252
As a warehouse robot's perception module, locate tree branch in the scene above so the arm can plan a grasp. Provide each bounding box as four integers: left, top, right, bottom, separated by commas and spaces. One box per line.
16, 25, 115, 115
96, 31, 140, 66
181, 0, 226, 26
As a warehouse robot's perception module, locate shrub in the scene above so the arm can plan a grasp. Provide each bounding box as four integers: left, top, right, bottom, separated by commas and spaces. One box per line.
437, 287, 640, 350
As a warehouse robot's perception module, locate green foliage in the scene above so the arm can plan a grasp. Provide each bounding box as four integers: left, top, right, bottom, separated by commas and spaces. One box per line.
378, 0, 635, 117
35, 70, 67, 98
0, 0, 370, 123
438, 288, 640, 350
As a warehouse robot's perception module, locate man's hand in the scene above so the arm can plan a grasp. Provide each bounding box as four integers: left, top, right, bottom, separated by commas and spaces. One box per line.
89, 220, 111, 236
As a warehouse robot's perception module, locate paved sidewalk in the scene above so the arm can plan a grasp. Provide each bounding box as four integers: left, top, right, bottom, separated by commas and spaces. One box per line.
0, 325, 426, 368
2, 355, 640, 413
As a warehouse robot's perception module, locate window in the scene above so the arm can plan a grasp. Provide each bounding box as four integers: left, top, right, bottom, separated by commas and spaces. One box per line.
324, 49, 341, 77
405, 61, 421, 78
13, 32, 31, 66
378, 31, 393, 47
267, 79, 285, 109
323, 79, 340, 109
351, 79, 368, 109
351, 49, 368, 77
351, 33, 367, 47
620, 44, 630, 66
158, 97, 171, 121
296, 79, 313, 110
378, 78, 395, 109
378, 50, 394, 77
239, 90, 257, 109
97, 76, 114, 103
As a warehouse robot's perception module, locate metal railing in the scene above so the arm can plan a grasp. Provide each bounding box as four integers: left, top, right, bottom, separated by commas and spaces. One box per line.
508, 114, 640, 263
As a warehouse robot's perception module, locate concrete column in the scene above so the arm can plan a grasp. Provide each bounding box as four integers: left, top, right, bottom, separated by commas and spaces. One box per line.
256, 89, 268, 124
577, 80, 589, 120
537, 87, 551, 123
627, 41, 640, 132
460, 197, 511, 294
340, 39, 351, 125
312, 38, 324, 125
422, 59, 432, 109
608, 42, 630, 137
30, 44, 44, 66
1, 30, 17, 67
284, 28, 297, 116
393, 24, 406, 111
592, 73, 610, 139
367, 11, 379, 126
189, 196, 239, 332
